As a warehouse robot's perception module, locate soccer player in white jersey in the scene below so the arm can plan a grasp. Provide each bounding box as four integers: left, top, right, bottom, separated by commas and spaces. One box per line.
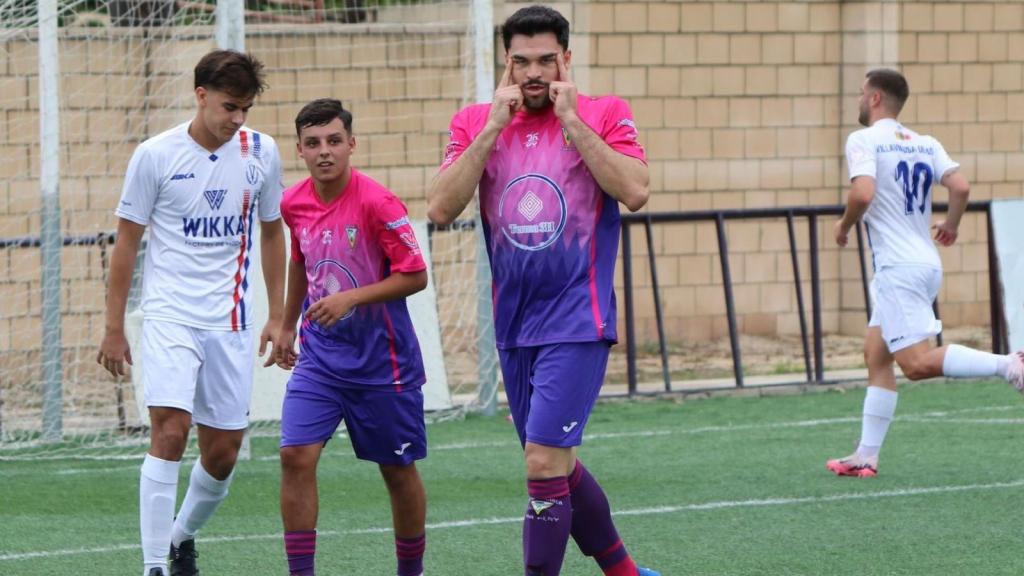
96, 50, 286, 575
827, 69, 1024, 478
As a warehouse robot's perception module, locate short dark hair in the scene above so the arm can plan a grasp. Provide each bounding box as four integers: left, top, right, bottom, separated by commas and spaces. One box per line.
294, 98, 353, 136
194, 50, 267, 99
501, 5, 570, 52
865, 68, 910, 113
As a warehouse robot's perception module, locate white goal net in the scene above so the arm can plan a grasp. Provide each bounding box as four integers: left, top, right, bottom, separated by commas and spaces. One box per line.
0, 0, 499, 460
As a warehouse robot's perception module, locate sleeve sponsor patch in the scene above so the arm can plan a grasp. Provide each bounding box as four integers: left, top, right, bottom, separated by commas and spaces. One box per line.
399, 231, 421, 255
385, 215, 411, 231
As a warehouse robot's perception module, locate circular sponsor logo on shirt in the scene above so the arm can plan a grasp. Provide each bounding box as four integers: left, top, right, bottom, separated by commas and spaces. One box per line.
311, 259, 359, 321
497, 173, 566, 251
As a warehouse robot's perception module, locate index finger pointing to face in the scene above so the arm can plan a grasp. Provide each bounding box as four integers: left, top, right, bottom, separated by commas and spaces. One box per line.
499, 58, 513, 88
556, 52, 571, 82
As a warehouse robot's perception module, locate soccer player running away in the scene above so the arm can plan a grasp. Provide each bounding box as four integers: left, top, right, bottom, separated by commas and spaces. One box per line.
828, 68, 1024, 478
427, 5, 659, 576
97, 50, 287, 576
274, 99, 429, 576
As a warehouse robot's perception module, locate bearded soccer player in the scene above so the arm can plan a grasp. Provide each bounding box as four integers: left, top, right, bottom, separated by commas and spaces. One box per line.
827, 68, 1024, 478
427, 5, 659, 576
275, 99, 429, 576
97, 50, 286, 576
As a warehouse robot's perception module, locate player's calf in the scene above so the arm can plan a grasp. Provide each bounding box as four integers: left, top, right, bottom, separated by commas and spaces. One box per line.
941, 344, 1022, 386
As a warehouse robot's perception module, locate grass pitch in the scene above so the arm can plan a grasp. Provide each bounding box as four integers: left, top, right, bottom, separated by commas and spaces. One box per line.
3, 379, 1023, 575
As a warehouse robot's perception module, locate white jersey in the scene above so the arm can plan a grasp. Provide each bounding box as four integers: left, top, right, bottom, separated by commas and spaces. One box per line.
845, 118, 959, 270
116, 122, 284, 331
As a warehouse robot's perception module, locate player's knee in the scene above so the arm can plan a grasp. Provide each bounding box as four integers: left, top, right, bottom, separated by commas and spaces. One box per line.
863, 345, 878, 367
864, 344, 890, 371
202, 452, 239, 480
280, 446, 317, 476
199, 438, 243, 476
380, 463, 420, 492
524, 450, 565, 479
150, 426, 189, 460
897, 356, 930, 381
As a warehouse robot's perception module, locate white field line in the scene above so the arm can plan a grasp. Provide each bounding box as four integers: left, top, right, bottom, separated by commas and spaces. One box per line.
899, 416, 1024, 425
3, 478, 1024, 562
1, 405, 1018, 472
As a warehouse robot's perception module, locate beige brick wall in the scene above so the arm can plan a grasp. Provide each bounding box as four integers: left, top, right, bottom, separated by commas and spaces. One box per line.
500, 0, 1023, 344
3, 1, 1023, 381
0, 22, 471, 407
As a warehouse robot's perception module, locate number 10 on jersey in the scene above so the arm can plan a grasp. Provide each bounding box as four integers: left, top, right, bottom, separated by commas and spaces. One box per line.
896, 160, 933, 215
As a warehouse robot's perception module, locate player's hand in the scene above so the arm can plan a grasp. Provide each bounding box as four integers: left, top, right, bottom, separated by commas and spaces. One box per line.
550, 52, 577, 121
273, 326, 299, 370
96, 328, 132, 377
259, 319, 282, 368
932, 220, 959, 247
488, 60, 522, 131
834, 219, 850, 247
305, 292, 355, 329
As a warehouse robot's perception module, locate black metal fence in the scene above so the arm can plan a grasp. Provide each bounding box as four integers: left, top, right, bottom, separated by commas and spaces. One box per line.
620, 201, 1007, 395
3, 202, 1008, 400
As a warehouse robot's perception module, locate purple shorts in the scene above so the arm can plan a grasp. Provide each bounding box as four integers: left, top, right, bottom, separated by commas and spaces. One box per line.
499, 341, 611, 448
280, 373, 426, 466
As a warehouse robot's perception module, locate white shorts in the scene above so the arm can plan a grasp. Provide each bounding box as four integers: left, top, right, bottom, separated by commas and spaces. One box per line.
868, 266, 943, 353
140, 319, 254, 430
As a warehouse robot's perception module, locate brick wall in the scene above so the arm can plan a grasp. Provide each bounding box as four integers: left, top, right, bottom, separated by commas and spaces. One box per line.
2, 1, 1023, 389
497, 0, 1024, 344
0, 21, 472, 423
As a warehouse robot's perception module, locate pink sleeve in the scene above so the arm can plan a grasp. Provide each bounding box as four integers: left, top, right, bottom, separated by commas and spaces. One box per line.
280, 195, 305, 263
372, 195, 427, 274
288, 229, 303, 263
601, 97, 646, 163
439, 109, 472, 172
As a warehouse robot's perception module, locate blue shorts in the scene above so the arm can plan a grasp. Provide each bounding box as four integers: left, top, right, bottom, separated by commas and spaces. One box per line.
499, 341, 611, 448
280, 373, 427, 466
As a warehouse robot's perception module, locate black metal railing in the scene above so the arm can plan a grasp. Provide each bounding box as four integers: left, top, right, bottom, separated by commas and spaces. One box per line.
620, 201, 1005, 395
3, 202, 1007, 400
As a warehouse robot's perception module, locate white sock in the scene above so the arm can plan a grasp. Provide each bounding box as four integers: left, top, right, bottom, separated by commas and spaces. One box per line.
170, 461, 233, 547
942, 344, 1008, 379
856, 386, 898, 458
140, 454, 180, 575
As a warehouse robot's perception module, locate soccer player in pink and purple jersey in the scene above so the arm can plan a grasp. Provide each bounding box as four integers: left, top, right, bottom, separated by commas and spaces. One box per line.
274, 99, 429, 576
428, 6, 658, 576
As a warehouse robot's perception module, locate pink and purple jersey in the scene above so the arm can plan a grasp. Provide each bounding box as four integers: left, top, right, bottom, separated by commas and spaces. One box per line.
441, 95, 645, 349
281, 170, 426, 389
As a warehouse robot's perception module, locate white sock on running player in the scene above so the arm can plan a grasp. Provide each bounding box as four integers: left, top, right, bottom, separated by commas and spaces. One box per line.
857, 386, 898, 458
170, 461, 233, 547
140, 454, 180, 576
942, 344, 1011, 379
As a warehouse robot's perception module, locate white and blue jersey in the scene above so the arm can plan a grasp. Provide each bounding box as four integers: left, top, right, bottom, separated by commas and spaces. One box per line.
116, 122, 284, 331
845, 118, 960, 271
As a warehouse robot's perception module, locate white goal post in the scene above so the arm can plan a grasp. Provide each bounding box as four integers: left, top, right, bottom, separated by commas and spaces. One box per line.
990, 199, 1024, 353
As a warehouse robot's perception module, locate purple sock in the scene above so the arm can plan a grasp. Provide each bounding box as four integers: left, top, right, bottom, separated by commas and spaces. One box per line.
524, 476, 572, 576
568, 461, 638, 575
284, 530, 316, 576
396, 533, 425, 576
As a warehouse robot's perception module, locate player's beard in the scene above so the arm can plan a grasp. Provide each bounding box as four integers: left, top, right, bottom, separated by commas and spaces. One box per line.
521, 81, 551, 111
857, 102, 870, 127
